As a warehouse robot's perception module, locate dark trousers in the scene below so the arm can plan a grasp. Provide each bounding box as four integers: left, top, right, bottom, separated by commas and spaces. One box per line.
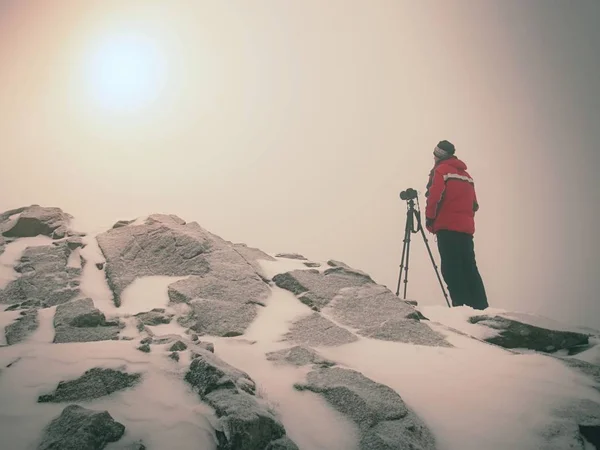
436, 230, 488, 310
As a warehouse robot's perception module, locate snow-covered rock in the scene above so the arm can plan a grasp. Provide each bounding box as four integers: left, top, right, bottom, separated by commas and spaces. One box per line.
1, 206, 599, 450
1, 205, 72, 240
38, 367, 141, 403
38, 404, 125, 450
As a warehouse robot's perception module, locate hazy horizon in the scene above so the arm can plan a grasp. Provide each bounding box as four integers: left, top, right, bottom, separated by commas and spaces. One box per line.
1, 0, 599, 329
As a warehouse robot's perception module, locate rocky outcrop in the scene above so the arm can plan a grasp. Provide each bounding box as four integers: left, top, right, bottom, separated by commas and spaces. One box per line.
0, 243, 80, 307
185, 348, 297, 450
134, 308, 173, 326
469, 315, 590, 352
2, 205, 72, 239
284, 312, 358, 347
327, 284, 451, 347
53, 298, 121, 343
273, 267, 374, 311
38, 368, 141, 403
295, 367, 436, 450
275, 253, 307, 260
96, 215, 213, 305
5, 309, 38, 344
37, 404, 125, 450
178, 299, 258, 337
266, 345, 336, 368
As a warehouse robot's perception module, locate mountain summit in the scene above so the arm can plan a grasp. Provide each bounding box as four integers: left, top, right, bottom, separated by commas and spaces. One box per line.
1, 205, 599, 450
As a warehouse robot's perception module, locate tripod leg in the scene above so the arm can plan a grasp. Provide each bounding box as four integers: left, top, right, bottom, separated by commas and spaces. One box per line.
395, 224, 410, 296
419, 226, 451, 308
402, 229, 412, 299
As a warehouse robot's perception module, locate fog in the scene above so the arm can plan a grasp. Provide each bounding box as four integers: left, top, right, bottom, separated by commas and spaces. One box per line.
1, 0, 599, 329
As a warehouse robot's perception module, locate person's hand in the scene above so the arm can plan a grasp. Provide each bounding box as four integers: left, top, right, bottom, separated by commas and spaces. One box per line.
425, 218, 434, 233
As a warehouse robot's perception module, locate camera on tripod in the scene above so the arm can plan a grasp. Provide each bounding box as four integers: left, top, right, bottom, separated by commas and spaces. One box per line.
399, 188, 418, 201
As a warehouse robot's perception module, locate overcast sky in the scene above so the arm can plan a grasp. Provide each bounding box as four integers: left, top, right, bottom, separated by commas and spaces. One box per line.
1, 0, 599, 329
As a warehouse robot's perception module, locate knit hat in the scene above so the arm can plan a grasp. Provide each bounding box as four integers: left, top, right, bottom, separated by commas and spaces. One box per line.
433, 140, 455, 159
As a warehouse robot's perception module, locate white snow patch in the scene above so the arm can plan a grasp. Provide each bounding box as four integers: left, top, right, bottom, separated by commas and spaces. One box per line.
317, 336, 600, 450
259, 257, 322, 279
0, 339, 218, 450
420, 305, 505, 341
0, 236, 53, 289
119, 276, 188, 316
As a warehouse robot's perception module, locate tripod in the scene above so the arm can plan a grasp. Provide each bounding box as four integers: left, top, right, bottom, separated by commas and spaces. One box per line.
395, 196, 451, 307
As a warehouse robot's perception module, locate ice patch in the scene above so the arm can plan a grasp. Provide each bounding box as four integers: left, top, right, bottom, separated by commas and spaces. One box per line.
0, 236, 54, 289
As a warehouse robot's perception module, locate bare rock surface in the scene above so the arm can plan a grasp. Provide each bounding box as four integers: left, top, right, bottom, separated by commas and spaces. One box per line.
469, 314, 590, 352
0, 243, 80, 306
2, 205, 72, 239
273, 267, 373, 311
327, 284, 451, 347
37, 404, 125, 450
266, 345, 336, 368
178, 299, 258, 337
54, 298, 120, 343
185, 348, 297, 449
38, 367, 141, 403
295, 367, 436, 450
284, 312, 359, 347
275, 253, 307, 260
134, 308, 173, 326
5, 309, 38, 344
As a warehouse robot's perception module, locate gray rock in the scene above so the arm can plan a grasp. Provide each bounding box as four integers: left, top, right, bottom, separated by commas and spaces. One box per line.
168, 268, 269, 307
37, 404, 125, 450
275, 253, 308, 260
327, 259, 350, 268
169, 352, 180, 362
178, 298, 258, 337
303, 262, 321, 268
4, 298, 42, 311
0, 243, 80, 307
112, 219, 134, 229
295, 367, 409, 429
5, 309, 38, 345
265, 437, 300, 450
266, 346, 336, 368
185, 349, 256, 396
284, 313, 358, 347
169, 340, 188, 352
137, 344, 151, 353
185, 349, 296, 450
54, 299, 120, 343
2, 205, 72, 239
96, 216, 214, 306
359, 418, 437, 450
273, 267, 373, 311
65, 236, 86, 250
38, 368, 141, 403
327, 285, 451, 347
469, 315, 590, 352
149, 334, 184, 344
295, 367, 436, 449
233, 243, 276, 281
0, 206, 28, 224
134, 308, 173, 326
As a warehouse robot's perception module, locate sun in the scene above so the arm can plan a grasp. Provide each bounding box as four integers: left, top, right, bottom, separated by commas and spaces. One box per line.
85, 32, 167, 113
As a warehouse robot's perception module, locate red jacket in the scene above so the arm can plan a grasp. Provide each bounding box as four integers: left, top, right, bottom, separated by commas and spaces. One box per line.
425, 156, 479, 235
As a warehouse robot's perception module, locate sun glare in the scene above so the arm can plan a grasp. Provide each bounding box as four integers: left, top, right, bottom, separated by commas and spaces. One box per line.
85, 32, 167, 113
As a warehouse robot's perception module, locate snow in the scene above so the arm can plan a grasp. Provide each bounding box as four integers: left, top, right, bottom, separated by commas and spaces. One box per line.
118, 276, 188, 316
1, 235, 599, 450
0, 236, 53, 289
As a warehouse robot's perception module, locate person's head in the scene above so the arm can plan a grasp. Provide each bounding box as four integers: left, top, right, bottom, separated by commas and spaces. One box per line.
433, 140, 455, 162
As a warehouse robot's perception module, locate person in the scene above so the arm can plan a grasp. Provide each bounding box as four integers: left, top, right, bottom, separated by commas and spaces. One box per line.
424, 140, 488, 310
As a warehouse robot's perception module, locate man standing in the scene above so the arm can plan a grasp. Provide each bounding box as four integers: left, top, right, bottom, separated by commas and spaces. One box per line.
425, 140, 488, 310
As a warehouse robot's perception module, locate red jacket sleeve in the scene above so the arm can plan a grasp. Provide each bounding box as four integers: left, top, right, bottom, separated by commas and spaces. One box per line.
425, 167, 446, 220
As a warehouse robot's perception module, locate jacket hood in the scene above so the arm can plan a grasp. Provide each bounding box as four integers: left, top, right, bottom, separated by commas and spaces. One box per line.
438, 156, 467, 171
